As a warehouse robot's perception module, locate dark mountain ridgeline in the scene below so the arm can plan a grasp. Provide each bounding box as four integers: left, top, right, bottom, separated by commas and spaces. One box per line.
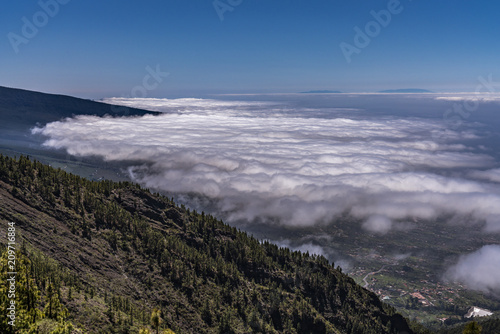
0, 86, 161, 172
0, 86, 158, 134
0, 155, 421, 333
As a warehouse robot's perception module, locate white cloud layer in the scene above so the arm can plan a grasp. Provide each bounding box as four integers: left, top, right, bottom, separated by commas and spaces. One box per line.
102, 97, 275, 113
445, 245, 500, 294
469, 168, 500, 183
434, 93, 500, 103
33, 97, 500, 235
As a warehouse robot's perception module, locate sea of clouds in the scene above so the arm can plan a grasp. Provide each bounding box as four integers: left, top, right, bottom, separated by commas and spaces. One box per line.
33, 94, 500, 292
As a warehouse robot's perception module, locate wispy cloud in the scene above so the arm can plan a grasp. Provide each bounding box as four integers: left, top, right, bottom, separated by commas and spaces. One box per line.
272, 237, 352, 271
445, 245, 500, 295
469, 168, 500, 183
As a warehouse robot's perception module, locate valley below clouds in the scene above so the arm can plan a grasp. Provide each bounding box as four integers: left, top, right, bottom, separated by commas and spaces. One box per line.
33, 94, 500, 294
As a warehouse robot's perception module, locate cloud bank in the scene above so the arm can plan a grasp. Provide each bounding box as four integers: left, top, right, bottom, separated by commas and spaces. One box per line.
33, 97, 500, 235
102, 97, 276, 113
469, 168, 500, 183
435, 93, 500, 103
445, 245, 500, 295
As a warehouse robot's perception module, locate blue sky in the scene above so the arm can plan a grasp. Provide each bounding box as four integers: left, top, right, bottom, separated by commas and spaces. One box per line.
1, 0, 500, 98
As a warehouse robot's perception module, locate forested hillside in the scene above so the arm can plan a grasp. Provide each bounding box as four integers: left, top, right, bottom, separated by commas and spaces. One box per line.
0, 155, 421, 333
437, 318, 500, 334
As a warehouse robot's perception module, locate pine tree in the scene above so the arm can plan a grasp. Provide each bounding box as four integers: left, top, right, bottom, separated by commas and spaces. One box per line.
151, 308, 162, 334
463, 321, 482, 334
43, 282, 68, 321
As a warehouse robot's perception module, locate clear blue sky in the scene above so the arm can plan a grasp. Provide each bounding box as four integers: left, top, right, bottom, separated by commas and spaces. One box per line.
1, 0, 500, 98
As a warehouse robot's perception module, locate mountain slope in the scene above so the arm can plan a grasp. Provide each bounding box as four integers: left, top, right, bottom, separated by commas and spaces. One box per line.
0, 155, 419, 333
0, 86, 158, 134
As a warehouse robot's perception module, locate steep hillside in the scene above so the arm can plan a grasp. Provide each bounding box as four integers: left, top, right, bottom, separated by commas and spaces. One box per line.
0, 155, 420, 333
